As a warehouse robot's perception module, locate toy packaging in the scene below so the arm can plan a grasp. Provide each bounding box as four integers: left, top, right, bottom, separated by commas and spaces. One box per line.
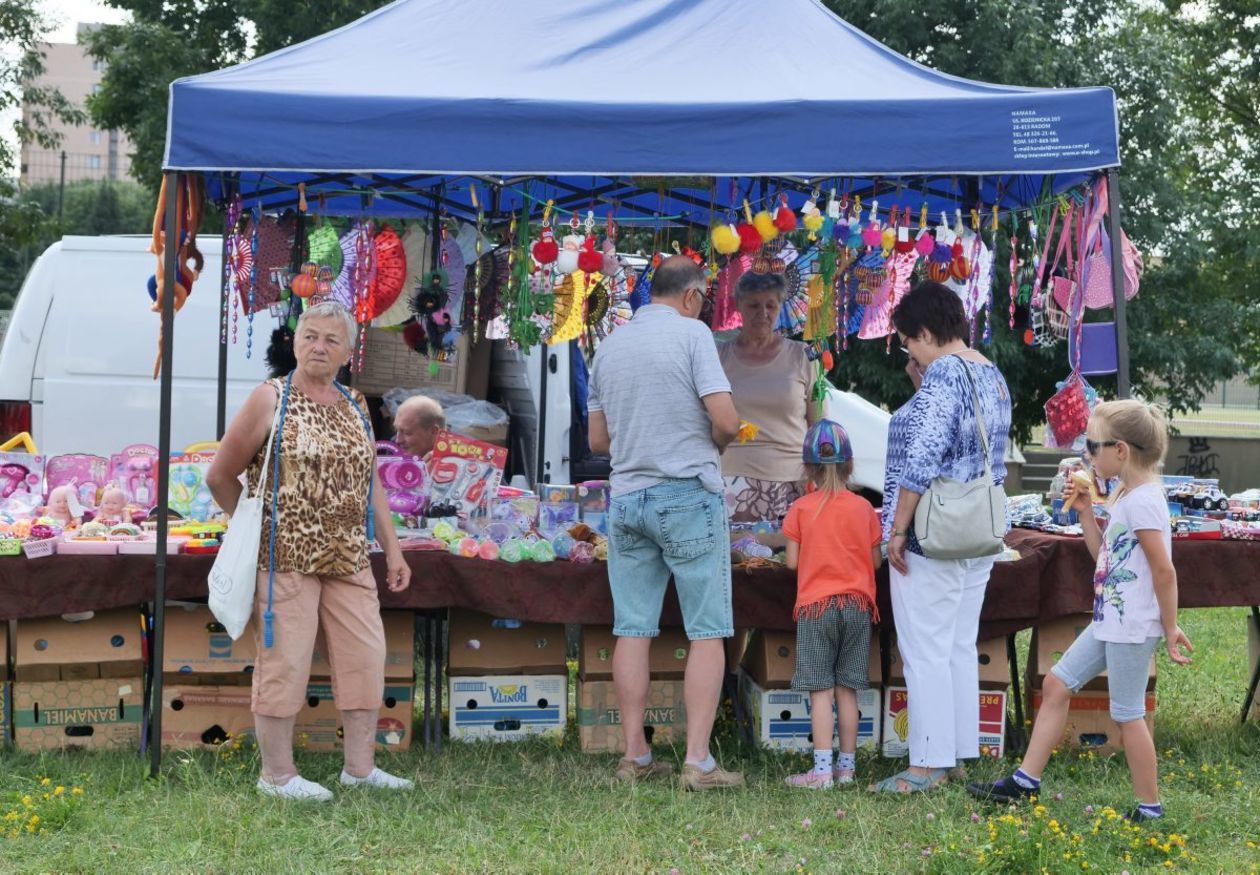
45, 454, 110, 510
426, 430, 507, 517
167, 451, 220, 520
108, 444, 160, 509
577, 480, 610, 535
538, 484, 579, 536
376, 440, 431, 518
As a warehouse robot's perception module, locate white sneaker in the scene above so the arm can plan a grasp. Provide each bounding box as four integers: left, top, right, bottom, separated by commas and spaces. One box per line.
339, 767, 414, 790
256, 775, 333, 802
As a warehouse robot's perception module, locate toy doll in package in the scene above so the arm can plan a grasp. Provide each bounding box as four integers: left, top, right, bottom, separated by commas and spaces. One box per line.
577, 480, 611, 535
426, 430, 507, 517
539, 484, 580, 535
45, 454, 109, 513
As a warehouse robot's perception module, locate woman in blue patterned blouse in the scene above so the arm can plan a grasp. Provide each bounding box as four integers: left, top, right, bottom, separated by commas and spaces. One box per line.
871, 281, 1012, 794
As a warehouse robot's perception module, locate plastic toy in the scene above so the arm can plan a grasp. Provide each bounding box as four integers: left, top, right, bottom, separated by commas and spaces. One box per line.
500, 538, 527, 563
109, 444, 160, 509
569, 540, 595, 564
44, 486, 83, 530
551, 531, 576, 559
44, 454, 109, 511
529, 539, 556, 562
458, 537, 480, 558
477, 539, 499, 561
95, 486, 129, 525
426, 430, 507, 517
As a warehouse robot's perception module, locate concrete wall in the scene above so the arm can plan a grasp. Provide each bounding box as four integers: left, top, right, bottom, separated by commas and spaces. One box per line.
1166, 435, 1260, 493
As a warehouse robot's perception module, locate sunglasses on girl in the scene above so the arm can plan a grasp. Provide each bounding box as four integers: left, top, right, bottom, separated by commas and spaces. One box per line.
1085, 438, 1145, 456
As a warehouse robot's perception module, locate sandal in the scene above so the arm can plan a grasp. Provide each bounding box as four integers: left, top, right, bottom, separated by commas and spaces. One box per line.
868, 768, 949, 794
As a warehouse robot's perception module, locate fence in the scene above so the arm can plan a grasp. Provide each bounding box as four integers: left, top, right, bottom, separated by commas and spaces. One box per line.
1199, 377, 1260, 410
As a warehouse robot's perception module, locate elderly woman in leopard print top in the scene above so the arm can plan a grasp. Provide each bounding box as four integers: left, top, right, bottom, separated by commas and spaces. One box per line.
208, 300, 412, 801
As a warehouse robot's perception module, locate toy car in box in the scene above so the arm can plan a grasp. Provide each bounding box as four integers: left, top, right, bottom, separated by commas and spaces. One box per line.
1172, 516, 1222, 540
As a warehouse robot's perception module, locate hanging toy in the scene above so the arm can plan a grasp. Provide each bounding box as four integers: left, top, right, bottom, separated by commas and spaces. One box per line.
290, 262, 318, 298
557, 216, 583, 274
711, 222, 741, 255
895, 206, 915, 254
753, 208, 778, 243
532, 202, 559, 265
949, 238, 971, 281
577, 235, 603, 275
736, 222, 762, 254
773, 194, 797, 233
861, 200, 882, 248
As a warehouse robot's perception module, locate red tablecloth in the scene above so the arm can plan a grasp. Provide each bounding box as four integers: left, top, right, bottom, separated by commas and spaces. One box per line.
2, 531, 1258, 637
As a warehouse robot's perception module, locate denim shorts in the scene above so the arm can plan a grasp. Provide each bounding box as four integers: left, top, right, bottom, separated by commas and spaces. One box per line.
608, 478, 732, 641
1050, 623, 1160, 723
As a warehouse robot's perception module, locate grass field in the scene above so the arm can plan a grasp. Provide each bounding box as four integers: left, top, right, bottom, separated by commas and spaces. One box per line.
1169, 405, 1260, 439
2, 608, 1259, 873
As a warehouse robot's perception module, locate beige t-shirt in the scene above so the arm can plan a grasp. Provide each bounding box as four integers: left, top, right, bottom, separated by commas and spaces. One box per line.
718, 339, 814, 483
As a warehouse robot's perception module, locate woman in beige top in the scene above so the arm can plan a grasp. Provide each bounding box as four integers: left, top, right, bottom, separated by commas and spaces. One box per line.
718, 271, 816, 523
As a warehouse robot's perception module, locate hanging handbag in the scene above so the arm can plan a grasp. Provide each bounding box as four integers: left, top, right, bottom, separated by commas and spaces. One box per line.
208, 380, 284, 640
913, 357, 1007, 560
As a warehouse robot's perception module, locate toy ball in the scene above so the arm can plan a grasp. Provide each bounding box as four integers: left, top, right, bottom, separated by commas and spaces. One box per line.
803, 213, 824, 234
752, 210, 779, 243
530, 540, 556, 562
773, 205, 798, 233
290, 272, 318, 298
500, 538, 527, 563
711, 223, 741, 256
466, 638, 481, 650
448, 538, 464, 555
431, 520, 458, 542
458, 537, 479, 558
570, 540, 596, 564
593, 542, 608, 561
736, 223, 763, 254
532, 227, 559, 265
477, 539, 499, 561
551, 531, 576, 560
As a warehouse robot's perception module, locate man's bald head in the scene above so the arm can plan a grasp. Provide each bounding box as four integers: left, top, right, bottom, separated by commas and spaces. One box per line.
394, 395, 445, 457
651, 255, 707, 300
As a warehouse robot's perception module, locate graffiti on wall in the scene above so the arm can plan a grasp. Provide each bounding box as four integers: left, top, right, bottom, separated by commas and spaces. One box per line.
1174, 438, 1221, 479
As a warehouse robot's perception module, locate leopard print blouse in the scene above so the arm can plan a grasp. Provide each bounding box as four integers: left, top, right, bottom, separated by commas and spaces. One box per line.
247, 377, 374, 576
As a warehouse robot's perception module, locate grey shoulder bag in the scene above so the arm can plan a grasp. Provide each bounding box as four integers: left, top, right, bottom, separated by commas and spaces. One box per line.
912, 357, 1006, 560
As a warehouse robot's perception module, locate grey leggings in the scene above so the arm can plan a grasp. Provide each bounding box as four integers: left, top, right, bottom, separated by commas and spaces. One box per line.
1049, 623, 1159, 723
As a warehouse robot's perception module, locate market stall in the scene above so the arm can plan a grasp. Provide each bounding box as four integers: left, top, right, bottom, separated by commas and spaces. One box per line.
103, 0, 1147, 772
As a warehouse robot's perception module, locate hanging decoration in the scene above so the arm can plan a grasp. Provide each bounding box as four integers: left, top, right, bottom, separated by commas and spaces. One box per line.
148, 173, 205, 378
549, 271, 594, 344
224, 194, 248, 347
364, 224, 407, 320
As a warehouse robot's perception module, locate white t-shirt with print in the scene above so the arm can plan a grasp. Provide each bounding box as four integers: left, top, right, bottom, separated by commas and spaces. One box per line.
1091, 482, 1170, 643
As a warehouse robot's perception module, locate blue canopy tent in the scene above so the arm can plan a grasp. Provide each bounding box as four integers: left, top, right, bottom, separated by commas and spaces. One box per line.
150, 0, 1131, 773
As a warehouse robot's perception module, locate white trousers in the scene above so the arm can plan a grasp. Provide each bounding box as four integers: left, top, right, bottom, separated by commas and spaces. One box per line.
889, 550, 995, 768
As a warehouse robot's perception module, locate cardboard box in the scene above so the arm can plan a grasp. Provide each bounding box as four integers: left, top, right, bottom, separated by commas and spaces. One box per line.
460, 422, 509, 447
296, 681, 414, 752
13, 676, 143, 751
312, 610, 415, 680
162, 604, 257, 678
738, 669, 880, 752
741, 629, 796, 689
352, 330, 491, 398
1030, 688, 1156, 754
873, 633, 1009, 687
448, 674, 567, 741
881, 684, 1007, 759
160, 682, 414, 751
579, 626, 690, 681
15, 609, 144, 681
1028, 615, 1155, 692
447, 610, 566, 676
576, 679, 686, 753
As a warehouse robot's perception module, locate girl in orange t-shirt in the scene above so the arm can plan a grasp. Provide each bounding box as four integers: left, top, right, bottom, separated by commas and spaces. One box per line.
782, 419, 883, 788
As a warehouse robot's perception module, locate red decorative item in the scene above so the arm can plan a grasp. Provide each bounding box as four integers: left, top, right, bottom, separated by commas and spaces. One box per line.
532, 226, 559, 265
402, 320, 426, 351
290, 272, 317, 298
1044, 372, 1091, 449
577, 236, 603, 274
736, 223, 763, 254
366, 224, 407, 320
773, 196, 797, 232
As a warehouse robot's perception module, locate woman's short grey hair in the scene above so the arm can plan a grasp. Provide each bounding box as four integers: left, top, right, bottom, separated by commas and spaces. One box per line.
734, 271, 789, 304
296, 299, 357, 346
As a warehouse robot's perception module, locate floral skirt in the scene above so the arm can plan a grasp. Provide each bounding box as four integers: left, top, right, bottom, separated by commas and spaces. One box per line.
723, 475, 804, 524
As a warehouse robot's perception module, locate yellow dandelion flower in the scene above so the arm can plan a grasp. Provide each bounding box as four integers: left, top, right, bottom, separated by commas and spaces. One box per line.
53, 786, 64, 797
39, 778, 50, 786
20, 796, 31, 808
70, 788, 83, 796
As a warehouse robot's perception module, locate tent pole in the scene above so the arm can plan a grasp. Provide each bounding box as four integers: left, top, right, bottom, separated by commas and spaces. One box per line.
536, 349, 548, 486
150, 170, 180, 777
217, 220, 229, 439
1104, 169, 1131, 399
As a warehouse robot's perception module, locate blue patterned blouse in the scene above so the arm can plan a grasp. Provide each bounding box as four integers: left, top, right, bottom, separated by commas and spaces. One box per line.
881, 354, 1012, 553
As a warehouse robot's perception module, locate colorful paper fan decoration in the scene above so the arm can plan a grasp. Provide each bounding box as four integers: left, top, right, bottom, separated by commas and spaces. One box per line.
375, 224, 428, 327
946, 230, 993, 320
463, 246, 509, 328
858, 249, 920, 340
364, 224, 406, 321
331, 223, 367, 309
775, 264, 809, 335
307, 224, 343, 276
711, 255, 748, 332
585, 278, 610, 327
239, 213, 295, 314
842, 271, 865, 336
549, 271, 595, 344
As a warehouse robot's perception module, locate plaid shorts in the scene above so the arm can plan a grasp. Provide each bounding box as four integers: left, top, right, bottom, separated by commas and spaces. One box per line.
791, 600, 872, 692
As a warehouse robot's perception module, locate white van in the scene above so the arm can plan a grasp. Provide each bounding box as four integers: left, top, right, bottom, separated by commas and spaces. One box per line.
0, 235, 578, 484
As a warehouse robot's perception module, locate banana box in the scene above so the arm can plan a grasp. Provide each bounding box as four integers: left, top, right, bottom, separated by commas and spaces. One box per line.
881, 684, 1007, 759
448, 675, 567, 742
738, 669, 880, 752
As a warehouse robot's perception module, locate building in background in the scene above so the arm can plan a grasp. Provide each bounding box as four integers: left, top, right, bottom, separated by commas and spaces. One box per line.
19, 24, 133, 187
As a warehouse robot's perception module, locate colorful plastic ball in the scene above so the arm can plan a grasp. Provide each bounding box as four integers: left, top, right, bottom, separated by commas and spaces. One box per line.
448, 539, 464, 555
458, 537, 479, 558
570, 541, 596, 564
477, 539, 499, 561
593, 542, 608, 562
500, 539, 527, 563
530, 540, 556, 562
551, 531, 576, 560
431, 520, 458, 542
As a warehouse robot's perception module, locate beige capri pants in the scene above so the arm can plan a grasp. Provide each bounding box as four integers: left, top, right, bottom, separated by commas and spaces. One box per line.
250, 566, 386, 718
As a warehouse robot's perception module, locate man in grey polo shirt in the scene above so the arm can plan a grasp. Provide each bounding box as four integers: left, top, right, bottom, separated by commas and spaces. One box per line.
587, 255, 743, 791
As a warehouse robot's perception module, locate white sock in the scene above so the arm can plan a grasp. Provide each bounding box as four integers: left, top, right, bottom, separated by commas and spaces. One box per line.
837, 751, 856, 772
686, 754, 716, 772
632, 752, 653, 766
812, 749, 833, 775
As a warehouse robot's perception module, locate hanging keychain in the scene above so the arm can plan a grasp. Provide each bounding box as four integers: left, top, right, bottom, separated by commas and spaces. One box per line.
471, 183, 483, 343
246, 203, 261, 359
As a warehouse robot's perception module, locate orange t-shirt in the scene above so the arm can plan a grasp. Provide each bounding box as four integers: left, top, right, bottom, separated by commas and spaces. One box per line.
782, 489, 882, 620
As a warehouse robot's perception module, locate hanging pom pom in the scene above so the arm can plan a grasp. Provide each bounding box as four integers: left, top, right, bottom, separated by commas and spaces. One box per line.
881, 227, 896, 253
753, 210, 778, 242
265, 326, 296, 378
773, 196, 797, 232
914, 230, 936, 256
711, 223, 741, 255
402, 320, 426, 351
930, 241, 953, 264
803, 213, 824, 236
577, 236, 603, 274
736, 223, 763, 254
532, 226, 559, 265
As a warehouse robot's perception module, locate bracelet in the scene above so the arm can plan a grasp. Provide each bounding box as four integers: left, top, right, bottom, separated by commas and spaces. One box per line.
891, 530, 908, 537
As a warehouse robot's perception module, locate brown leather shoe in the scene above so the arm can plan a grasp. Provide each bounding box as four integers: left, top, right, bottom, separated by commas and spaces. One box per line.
614, 757, 674, 783
681, 761, 745, 791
